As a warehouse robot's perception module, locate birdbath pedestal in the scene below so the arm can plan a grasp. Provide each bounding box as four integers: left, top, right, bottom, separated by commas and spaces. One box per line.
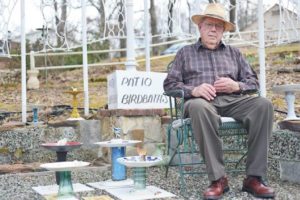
117, 156, 162, 190
40, 161, 89, 200
272, 84, 300, 121
94, 139, 141, 181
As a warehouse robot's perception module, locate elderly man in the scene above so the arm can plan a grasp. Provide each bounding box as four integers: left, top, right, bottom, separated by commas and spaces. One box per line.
163, 3, 275, 200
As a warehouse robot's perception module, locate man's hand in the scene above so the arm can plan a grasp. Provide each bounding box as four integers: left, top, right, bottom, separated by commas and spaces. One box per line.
191, 83, 216, 101
214, 77, 240, 94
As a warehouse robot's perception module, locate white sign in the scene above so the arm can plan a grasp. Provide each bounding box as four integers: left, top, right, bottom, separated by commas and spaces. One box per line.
107, 70, 169, 109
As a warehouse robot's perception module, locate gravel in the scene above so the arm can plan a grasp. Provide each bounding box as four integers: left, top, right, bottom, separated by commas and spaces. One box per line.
0, 165, 299, 200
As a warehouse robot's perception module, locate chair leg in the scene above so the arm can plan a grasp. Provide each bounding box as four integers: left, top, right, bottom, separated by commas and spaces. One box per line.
177, 149, 188, 196
165, 141, 180, 178
235, 150, 248, 169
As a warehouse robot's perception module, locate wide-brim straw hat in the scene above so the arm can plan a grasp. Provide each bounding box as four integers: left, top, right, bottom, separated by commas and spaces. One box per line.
191, 3, 235, 32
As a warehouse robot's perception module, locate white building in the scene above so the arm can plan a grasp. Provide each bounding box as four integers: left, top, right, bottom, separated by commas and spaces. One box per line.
241, 4, 300, 45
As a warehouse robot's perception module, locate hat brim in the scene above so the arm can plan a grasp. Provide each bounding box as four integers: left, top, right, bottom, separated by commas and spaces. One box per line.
191, 14, 235, 32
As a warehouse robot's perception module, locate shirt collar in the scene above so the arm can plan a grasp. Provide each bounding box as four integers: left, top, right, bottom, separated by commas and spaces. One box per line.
195, 38, 226, 51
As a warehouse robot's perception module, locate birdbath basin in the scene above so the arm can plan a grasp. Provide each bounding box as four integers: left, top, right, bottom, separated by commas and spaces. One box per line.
117, 156, 162, 190
41, 141, 82, 184
117, 156, 162, 168
40, 161, 89, 200
95, 139, 140, 147
41, 141, 82, 153
94, 139, 141, 181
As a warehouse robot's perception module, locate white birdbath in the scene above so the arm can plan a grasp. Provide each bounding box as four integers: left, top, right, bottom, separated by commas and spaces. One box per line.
94, 139, 141, 181
272, 84, 300, 121
117, 156, 162, 190
40, 161, 89, 199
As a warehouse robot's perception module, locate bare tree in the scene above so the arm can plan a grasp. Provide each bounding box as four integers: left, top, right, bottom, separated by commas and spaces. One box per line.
238, 0, 258, 30
150, 0, 159, 55
54, 0, 67, 47
88, 0, 106, 37
187, 0, 194, 34
87, 0, 125, 57
117, 2, 126, 57
167, 0, 175, 37
229, 0, 236, 32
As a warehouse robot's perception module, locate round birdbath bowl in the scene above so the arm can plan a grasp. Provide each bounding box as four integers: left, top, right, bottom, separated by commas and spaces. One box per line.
272, 84, 300, 93
117, 156, 162, 168
278, 120, 300, 132
94, 139, 141, 148
117, 156, 162, 190
41, 141, 82, 152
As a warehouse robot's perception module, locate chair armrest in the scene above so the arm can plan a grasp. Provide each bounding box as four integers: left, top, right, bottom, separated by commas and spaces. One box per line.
171, 118, 191, 129
163, 89, 184, 99
241, 89, 259, 95
164, 89, 185, 123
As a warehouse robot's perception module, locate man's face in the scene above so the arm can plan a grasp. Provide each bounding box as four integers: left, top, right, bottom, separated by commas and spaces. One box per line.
198, 17, 225, 50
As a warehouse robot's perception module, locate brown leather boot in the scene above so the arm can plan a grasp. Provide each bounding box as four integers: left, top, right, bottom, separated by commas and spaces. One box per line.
203, 176, 229, 200
242, 176, 275, 199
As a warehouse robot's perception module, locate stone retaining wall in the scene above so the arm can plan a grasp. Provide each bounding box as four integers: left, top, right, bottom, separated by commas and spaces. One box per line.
269, 129, 300, 184
0, 120, 101, 164
0, 109, 169, 165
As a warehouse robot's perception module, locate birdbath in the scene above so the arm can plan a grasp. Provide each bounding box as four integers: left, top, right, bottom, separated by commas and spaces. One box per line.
41, 140, 82, 184
27, 104, 45, 126
64, 88, 84, 120
272, 84, 300, 121
94, 139, 141, 181
40, 161, 89, 200
117, 155, 162, 190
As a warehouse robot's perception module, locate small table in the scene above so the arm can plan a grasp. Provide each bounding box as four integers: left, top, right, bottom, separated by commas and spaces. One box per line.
272, 84, 300, 121
94, 139, 141, 181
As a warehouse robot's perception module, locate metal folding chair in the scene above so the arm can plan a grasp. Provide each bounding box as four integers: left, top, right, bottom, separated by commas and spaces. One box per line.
164, 61, 248, 196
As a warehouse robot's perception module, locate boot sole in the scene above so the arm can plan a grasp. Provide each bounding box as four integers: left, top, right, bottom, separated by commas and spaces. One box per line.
242, 186, 275, 199
203, 187, 230, 200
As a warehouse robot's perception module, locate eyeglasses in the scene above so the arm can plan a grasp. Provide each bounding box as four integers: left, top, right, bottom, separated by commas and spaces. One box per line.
203, 22, 224, 31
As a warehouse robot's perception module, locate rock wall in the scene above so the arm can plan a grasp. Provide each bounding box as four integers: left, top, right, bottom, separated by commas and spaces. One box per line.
0, 109, 169, 165
0, 120, 101, 164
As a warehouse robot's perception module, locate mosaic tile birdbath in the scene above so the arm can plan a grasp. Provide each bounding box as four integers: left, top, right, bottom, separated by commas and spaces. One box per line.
94, 139, 141, 181
117, 155, 162, 190
40, 161, 89, 199
41, 140, 82, 184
